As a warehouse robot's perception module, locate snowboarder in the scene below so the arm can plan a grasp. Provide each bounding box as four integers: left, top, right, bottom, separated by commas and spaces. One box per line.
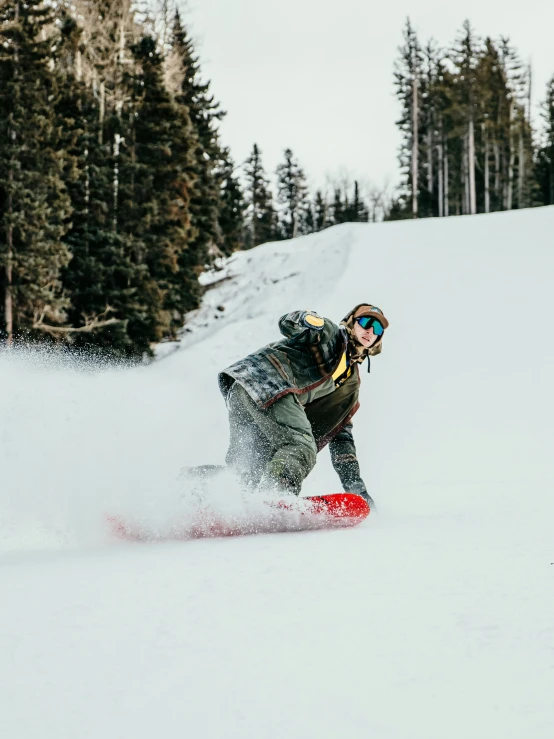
218, 304, 389, 507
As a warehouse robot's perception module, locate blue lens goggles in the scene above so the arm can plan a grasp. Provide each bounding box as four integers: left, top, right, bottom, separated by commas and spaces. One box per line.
356, 316, 384, 336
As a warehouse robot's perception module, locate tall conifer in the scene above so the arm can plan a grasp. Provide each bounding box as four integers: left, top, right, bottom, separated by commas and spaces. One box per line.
244, 144, 276, 247
537, 77, 554, 205
0, 0, 71, 343
276, 148, 309, 239
56, 12, 135, 353
170, 12, 224, 261
392, 19, 542, 219
343, 181, 368, 222
394, 19, 423, 218
313, 191, 329, 231
218, 152, 246, 256
331, 189, 345, 224
117, 35, 197, 347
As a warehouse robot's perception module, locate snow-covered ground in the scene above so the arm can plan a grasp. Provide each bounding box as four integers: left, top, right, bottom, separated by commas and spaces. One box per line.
1, 207, 554, 738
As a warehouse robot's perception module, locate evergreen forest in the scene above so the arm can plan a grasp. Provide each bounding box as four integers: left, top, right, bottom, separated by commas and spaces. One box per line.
391, 19, 554, 219
1, 3, 553, 355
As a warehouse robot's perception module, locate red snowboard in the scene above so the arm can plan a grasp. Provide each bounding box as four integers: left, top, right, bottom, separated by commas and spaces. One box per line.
107, 493, 370, 542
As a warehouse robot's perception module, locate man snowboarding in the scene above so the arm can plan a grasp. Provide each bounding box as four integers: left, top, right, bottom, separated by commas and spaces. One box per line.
218, 304, 389, 508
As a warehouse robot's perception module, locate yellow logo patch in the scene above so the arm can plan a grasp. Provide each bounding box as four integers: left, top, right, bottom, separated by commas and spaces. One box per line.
305, 313, 324, 328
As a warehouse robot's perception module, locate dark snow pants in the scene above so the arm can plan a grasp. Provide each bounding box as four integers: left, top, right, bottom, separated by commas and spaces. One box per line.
225, 382, 317, 493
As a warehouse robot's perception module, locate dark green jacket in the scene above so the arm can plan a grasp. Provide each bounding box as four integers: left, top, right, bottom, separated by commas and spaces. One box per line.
218, 310, 348, 409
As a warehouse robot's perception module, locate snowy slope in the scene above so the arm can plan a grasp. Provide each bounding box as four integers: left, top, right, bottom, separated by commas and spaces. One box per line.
1, 208, 554, 739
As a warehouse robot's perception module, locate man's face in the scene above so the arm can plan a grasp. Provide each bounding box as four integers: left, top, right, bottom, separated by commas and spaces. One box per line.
352, 318, 380, 348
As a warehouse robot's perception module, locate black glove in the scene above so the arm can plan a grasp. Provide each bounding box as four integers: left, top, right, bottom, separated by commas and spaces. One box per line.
346, 479, 376, 509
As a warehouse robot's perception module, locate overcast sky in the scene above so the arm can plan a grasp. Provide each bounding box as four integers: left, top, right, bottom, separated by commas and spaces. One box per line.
184, 0, 554, 195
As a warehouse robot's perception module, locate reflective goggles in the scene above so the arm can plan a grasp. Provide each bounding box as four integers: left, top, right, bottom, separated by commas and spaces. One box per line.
355, 316, 384, 336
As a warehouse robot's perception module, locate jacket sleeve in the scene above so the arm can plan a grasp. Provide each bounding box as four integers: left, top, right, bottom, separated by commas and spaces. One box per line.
329, 423, 367, 495
278, 310, 325, 344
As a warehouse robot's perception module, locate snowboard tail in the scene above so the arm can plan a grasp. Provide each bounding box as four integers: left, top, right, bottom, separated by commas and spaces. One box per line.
107, 493, 370, 542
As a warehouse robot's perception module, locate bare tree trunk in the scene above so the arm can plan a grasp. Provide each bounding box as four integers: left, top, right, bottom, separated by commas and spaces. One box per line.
494, 142, 500, 207
437, 142, 444, 217
251, 179, 257, 246
371, 193, 380, 222
113, 133, 121, 229
484, 128, 490, 213
507, 144, 515, 209
527, 63, 532, 122
99, 80, 105, 144
427, 127, 433, 196
463, 138, 469, 215
507, 102, 514, 210
411, 72, 419, 218
468, 117, 476, 214
119, 18, 126, 64
158, 0, 170, 52
444, 141, 449, 216
518, 127, 525, 209
5, 169, 14, 346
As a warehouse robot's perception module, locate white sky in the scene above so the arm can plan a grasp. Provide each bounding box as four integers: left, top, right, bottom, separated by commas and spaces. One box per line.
184, 0, 554, 195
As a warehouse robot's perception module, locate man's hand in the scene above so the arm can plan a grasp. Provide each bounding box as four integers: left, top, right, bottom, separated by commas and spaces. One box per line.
346, 479, 375, 509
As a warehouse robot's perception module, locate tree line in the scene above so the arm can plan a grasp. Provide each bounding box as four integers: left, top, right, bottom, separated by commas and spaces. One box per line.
1, 5, 553, 356
0, 0, 245, 357
241, 144, 387, 249
390, 18, 554, 218
0, 0, 382, 356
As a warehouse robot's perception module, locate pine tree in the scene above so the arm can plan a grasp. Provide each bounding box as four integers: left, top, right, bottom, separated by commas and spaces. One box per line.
56, 12, 135, 354
331, 189, 345, 224
343, 181, 368, 222
537, 76, 554, 205
313, 191, 329, 231
391, 20, 541, 220
170, 12, 224, 261
427, 47, 453, 216
498, 38, 524, 210
243, 144, 276, 247
417, 40, 443, 217
276, 148, 309, 239
475, 38, 507, 213
59, 2, 214, 355
117, 35, 197, 347
0, 0, 72, 344
303, 205, 315, 234
218, 151, 246, 256
394, 18, 423, 218
451, 21, 480, 215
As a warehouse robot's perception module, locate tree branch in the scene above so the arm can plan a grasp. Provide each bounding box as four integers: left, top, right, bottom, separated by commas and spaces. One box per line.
33, 306, 122, 336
